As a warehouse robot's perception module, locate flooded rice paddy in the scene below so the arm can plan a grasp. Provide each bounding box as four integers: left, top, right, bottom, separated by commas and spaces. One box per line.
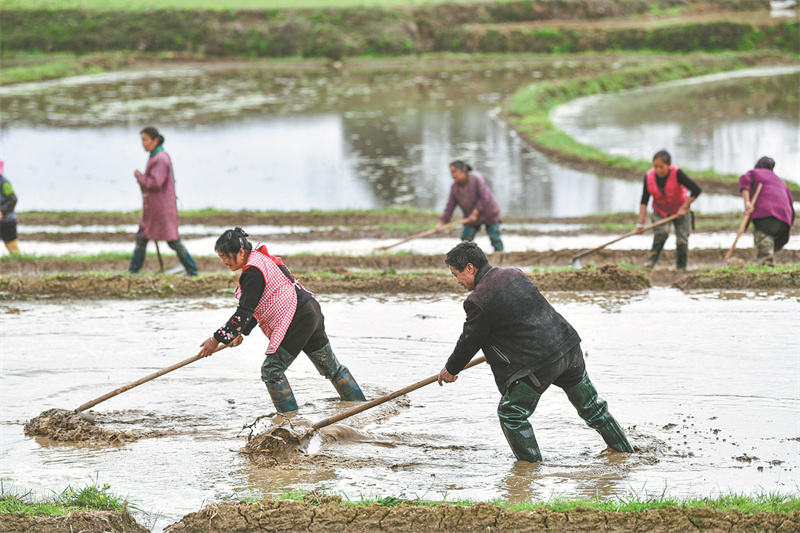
2, 290, 798, 531
551, 66, 800, 183
0, 60, 756, 216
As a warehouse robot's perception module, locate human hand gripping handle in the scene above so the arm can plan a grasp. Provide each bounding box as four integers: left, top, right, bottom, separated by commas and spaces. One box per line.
198, 334, 243, 358
438, 366, 459, 386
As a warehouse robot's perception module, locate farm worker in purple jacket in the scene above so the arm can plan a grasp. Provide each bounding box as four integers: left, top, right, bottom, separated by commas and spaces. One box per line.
739, 156, 795, 265
129, 127, 198, 276
435, 160, 504, 252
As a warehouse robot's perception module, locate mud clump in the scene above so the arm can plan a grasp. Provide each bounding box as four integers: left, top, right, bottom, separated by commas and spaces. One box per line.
0, 509, 148, 533
241, 425, 309, 465
23, 408, 139, 444
164, 499, 800, 533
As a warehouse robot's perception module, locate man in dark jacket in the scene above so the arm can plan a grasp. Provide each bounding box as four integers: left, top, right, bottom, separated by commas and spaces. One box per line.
437, 241, 633, 462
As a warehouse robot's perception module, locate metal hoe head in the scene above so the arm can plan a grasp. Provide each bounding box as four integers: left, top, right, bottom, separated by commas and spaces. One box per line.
570, 256, 582, 269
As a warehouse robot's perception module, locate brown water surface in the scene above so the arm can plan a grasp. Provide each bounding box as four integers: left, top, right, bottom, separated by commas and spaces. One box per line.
1, 289, 798, 531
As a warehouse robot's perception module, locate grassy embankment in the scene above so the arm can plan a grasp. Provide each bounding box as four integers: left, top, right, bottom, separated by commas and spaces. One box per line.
503, 49, 800, 195
0, 480, 133, 517
1, 0, 796, 85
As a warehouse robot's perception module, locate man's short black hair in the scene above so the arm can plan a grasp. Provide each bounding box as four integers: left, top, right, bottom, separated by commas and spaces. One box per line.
444, 241, 488, 271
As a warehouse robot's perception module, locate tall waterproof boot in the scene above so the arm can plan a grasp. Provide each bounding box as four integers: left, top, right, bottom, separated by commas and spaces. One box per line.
308, 343, 366, 402
644, 234, 667, 268
754, 230, 775, 265
497, 379, 543, 463
4, 238, 20, 255
265, 376, 298, 413
563, 372, 633, 453
675, 243, 689, 271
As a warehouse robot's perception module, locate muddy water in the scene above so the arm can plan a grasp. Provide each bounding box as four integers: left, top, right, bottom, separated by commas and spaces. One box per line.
2, 290, 798, 531
0, 61, 741, 216
552, 66, 800, 183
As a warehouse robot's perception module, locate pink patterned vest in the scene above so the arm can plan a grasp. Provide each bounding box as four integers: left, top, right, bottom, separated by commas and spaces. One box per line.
235, 244, 299, 354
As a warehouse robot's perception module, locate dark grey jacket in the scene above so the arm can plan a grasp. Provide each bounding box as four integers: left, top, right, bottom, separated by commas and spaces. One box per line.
445, 265, 580, 394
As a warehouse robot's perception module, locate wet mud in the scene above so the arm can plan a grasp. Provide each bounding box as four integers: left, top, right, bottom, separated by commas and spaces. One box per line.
4, 262, 800, 300
0, 509, 147, 533
23, 408, 139, 445
164, 498, 800, 533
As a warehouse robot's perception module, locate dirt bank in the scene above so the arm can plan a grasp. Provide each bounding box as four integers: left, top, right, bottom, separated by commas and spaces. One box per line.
163, 499, 800, 533
0, 509, 147, 533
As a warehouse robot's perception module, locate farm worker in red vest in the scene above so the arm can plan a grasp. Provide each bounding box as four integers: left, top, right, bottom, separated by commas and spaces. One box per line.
196, 227, 366, 413
635, 150, 702, 270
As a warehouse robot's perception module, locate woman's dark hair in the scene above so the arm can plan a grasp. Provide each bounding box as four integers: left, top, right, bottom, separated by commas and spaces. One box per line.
140, 126, 165, 147
449, 160, 473, 173
652, 150, 671, 166
444, 241, 488, 272
755, 156, 775, 170
215, 227, 252, 257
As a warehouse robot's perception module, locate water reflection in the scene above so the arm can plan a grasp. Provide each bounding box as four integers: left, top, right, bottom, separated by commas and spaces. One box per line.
551, 66, 800, 184
0, 62, 748, 215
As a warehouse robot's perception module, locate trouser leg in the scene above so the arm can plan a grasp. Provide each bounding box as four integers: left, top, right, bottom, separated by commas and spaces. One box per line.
167, 239, 199, 276
754, 230, 775, 265
644, 214, 669, 268
4, 239, 20, 255
674, 214, 692, 270
497, 378, 543, 463
486, 222, 504, 252
460, 225, 478, 242
306, 343, 366, 401
261, 346, 299, 413
562, 372, 633, 453
129, 236, 148, 273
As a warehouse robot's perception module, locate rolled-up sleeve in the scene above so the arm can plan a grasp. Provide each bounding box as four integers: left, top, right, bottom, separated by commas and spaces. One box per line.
137, 158, 169, 191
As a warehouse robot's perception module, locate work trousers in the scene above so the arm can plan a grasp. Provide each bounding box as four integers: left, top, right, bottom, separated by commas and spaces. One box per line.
129, 235, 198, 276
461, 222, 504, 252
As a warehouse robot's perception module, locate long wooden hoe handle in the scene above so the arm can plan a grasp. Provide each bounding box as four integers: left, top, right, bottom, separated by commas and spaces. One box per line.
311, 355, 487, 431
570, 213, 682, 264
376, 218, 470, 251
724, 183, 763, 263
73, 344, 228, 413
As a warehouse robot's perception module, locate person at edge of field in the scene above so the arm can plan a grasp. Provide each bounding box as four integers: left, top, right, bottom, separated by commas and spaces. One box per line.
196, 227, 366, 413
435, 160, 504, 253
738, 156, 795, 265
129, 126, 198, 276
0, 160, 21, 255
635, 149, 702, 270
436, 241, 634, 463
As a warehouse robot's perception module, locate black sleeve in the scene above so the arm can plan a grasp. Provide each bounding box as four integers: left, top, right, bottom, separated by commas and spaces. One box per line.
445, 301, 490, 375
640, 175, 650, 206
213, 267, 265, 344
677, 169, 702, 198
0, 193, 17, 217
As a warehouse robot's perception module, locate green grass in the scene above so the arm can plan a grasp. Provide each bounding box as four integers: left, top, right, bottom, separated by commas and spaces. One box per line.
1, 0, 514, 9
700, 264, 800, 277
273, 487, 800, 514
503, 50, 800, 192
0, 480, 133, 517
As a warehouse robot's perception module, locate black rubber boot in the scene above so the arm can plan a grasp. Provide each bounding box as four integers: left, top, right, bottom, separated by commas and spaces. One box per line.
308, 343, 366, 402
675, 243, 689, 271
266, 377, 298, 413
497, 379, 543, 463
563, 372, 633, 453
644, 234, 667, 268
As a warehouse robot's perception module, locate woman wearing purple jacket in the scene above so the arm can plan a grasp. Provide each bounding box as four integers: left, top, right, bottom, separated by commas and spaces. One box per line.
129, 127, 198, 276
435, 160, 504, 252
739, 156, 795, 265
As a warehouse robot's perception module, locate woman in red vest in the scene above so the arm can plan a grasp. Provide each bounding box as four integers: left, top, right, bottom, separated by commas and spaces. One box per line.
196, 228, 366, 413
635, 150, 702, 270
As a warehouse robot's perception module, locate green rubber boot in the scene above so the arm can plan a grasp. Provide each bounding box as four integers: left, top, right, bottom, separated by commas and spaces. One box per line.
676, 243, 689, 271
497, 379, 543, 463
266, 377, 298, 413
644, 234, 667, 268
308, 343, 366, 402
563, 372, 633, 453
